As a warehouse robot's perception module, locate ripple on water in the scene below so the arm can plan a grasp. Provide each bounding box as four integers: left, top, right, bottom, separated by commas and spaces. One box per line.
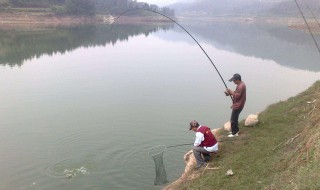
44, 158, 92, 179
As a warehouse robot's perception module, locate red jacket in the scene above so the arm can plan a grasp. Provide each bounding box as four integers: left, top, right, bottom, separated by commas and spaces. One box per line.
197, 126, 217, 147
232, 81, 246, 110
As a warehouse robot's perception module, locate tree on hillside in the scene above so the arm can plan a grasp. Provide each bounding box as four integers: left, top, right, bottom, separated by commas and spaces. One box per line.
50, 0, 65, 4
65, 0, 95, 15
162, 7, 175, 17
4, 0, 175, 17
8, 0, 27, 6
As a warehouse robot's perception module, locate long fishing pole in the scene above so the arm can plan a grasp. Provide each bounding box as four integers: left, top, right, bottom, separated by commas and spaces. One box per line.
113, 8, 234, 102
294, 0, 320, 53
166, 138, 248, 148
302, 0, 320, 28
167, 143, 193, 148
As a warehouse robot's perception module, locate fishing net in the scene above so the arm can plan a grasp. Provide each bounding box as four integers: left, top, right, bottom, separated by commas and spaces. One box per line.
148, 145, 168, 185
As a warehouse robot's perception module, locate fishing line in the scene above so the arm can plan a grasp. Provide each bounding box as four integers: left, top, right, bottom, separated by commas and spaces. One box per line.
149, 137, 248, 185
113, 8, 234, 102
294, 0, 320, 53
166, 143, 193, 148
166, 137, 248, 148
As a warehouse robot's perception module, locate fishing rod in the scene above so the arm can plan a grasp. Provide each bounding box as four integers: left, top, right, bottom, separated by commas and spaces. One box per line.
113, 8, 234, 102
302, 0, 320, 28
166, 138, 248, 148
294, 0, 320, 53
167, 143, 193, 148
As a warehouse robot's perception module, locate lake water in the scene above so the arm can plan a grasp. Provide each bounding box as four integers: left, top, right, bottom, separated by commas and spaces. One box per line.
0, 21, 319, 190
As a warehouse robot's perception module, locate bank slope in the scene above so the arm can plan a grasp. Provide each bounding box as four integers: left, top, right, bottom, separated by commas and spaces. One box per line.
175, 80, 320, 190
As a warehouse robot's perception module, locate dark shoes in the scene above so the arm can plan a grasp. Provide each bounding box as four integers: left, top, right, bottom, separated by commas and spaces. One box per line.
195, 153, 211, 170
204, 154, 211, 162
195, 163, 207, 170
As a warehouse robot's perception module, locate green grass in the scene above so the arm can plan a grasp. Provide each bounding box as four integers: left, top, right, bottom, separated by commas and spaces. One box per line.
176, 81, 320, 190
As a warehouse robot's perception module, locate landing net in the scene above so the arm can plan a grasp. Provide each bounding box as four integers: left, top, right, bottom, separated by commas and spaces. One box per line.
148, 145, 168, 185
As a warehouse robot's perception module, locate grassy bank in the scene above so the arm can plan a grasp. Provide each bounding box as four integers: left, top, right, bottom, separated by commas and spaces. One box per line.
175, 81, 320, 189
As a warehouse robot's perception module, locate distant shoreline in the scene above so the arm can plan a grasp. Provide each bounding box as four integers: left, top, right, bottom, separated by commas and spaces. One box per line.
0, 11, 318, 31
0, 12, 171, 29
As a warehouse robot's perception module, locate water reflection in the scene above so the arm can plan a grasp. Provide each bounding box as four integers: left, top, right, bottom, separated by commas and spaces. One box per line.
0, 21, 319, 190
165, 21, 320, 72
0, 23, 174, 67
2, 21, 319, 72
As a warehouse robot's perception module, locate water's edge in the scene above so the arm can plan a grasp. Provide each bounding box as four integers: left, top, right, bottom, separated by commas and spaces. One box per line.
163, 128, 223, 190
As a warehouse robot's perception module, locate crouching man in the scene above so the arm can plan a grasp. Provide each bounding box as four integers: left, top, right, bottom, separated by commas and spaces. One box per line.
189, 120, 218, 169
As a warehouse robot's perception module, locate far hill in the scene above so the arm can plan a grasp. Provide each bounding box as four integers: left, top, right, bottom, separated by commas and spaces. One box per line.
0, 0, 175, 26
0, 0, 174, 17
170, 0, 320, 17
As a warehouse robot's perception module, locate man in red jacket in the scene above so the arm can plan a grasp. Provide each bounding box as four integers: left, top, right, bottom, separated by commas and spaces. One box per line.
226, 73, 246, 137
189, 120, 218, 169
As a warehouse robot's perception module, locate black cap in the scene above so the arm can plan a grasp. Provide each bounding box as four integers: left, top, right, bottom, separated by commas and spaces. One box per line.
189, 120, 199, 130
229, 73, 241, 82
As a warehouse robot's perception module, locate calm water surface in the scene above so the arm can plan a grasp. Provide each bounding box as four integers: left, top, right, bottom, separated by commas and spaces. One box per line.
0, 22, 319, 189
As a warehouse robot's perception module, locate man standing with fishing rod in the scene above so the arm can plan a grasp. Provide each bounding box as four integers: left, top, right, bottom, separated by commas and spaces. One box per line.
189, 120, 218, 169
225, 73, 246, 137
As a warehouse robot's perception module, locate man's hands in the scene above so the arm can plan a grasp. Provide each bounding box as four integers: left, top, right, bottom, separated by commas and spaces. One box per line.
224, 88, 233, 96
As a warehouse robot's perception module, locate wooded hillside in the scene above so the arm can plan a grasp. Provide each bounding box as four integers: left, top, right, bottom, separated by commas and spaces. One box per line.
171, 0, 320, 17
0, 0, 175, 16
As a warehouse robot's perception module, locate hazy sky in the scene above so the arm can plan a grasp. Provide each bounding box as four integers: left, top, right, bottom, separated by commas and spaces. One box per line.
136, 0, 184, 6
